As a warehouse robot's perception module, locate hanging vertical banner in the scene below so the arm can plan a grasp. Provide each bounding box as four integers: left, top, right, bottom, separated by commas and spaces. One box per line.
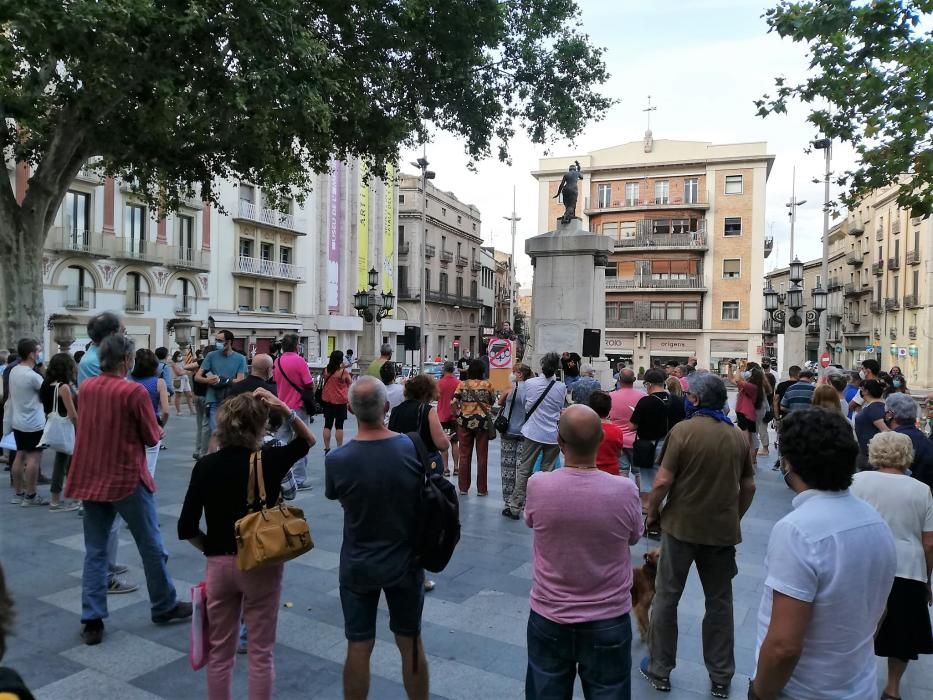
327, 160, 342, 311
357, 163, 370, 291
383, 164, 395, 294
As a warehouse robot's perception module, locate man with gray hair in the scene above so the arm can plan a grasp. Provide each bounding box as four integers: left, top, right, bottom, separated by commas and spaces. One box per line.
365, 343, 393, 378
887, 392, 933, 489
325, 375, 430, 698
66, 335, 191, 645
569, 363, 601, 406
640, 372, 756, 697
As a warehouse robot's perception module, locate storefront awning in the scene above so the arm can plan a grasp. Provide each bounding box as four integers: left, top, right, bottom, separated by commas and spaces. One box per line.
208, 313, 302, 333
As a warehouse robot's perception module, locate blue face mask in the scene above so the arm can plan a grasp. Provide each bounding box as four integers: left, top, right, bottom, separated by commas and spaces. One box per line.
36, 351, 44, 365
893, 379, 902, 388
215, 341, 225, 352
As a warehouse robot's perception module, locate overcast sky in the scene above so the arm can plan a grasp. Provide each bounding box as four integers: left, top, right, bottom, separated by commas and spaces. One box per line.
400, 0, 859, 288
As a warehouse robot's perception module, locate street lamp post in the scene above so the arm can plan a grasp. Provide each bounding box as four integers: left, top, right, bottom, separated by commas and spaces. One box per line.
785, 166, 807, 261
503, 185, 520, 331
353, 266, 395, 323
813, 138, 832, 359
410, 156, 435, 369
764, 259, 827, 365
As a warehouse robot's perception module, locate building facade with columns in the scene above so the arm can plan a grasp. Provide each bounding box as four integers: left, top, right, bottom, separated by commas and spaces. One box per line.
532, 137, 774, 373
765, 180, 933, 386
10, 160, 213, 354
396, 174, 484, 361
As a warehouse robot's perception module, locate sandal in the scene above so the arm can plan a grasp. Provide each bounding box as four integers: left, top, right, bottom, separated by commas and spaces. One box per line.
880, 694, 900, 700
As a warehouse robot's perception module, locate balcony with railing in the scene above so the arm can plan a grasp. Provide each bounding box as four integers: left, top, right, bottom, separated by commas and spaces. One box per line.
904, 294, 921, 309
827, 276, 843, 290
45, 227, 110, 257
846, 253, 863, 266
425, 244, 436, 257
876, 226, 884, 241
613, 220, 708, 251
887, 256, 900, 271
827, 303, 843, 319
844, 282, 871, 296
848, 223, 864, 237
870, 300, 883, 313
109, 236, 164, 264
124, 291, 149, 313
397, 288, 482, 308
64, 288, 95, 311
891, 220, 900, 235
907, 249, 920, 265
584, 192, 709, 214
166, 247, 210, 271
398, 242, 410, 256
175, 295, 195, 315
456, 255, 468, 268
471, 260, 482, 272
440, 250, 454, 263
233, 256, 306, 281
75, 162, 105, 185
909, 326, 918, 339
885, 297, 901, 311
606, 274, 705, 291
235, 199, 306, 234
871, 261, 884, 275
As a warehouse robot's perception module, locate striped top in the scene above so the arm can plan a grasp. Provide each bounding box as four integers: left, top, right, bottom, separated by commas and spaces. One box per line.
780, 381, 816, 412
65, 374, 160, 502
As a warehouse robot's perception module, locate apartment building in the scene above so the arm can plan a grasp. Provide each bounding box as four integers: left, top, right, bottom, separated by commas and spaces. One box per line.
766, 181, 933, 385
17, 161, 212, 352
533, 138, 774, 372
397, 175, 484, 360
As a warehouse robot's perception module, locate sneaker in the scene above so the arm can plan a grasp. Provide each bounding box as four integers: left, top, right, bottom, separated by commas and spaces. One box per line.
639, 657, 671, 692
152, 601, 193, 625
81, 620, 104, 646
424, 579, 436, 592
77, 504, 84, 517
295, 481, 313, 491
501, 507, 520, 521
49, 501, 80, 512
710, 681, 730, 698
9, 493, 24, 505
107, 578, 139, 594
21, 493, 49, 507
110, 564, 130, 576
159, 444, 167, 451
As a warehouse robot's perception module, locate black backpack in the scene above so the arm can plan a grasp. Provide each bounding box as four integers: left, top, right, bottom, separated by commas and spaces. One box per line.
406, 432, 460, 573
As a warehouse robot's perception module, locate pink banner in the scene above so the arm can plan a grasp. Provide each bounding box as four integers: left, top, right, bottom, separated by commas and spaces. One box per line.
328, 161, 342, 311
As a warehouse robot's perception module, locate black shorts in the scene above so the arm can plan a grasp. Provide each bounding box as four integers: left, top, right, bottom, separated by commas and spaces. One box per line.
735, 413, 757, 433
339, 569, 425, 641
441, 419, 459, 442
875, 577, 933, 661
323, 402, 348, 430
12, 429, 44, 452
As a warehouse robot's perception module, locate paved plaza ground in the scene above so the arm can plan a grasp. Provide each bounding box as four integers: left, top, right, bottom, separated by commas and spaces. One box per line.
2, 407, 932, 699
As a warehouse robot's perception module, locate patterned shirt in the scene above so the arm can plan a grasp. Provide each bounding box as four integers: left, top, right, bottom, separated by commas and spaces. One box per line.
65, 374, 161, 502
454, 380, 495, 417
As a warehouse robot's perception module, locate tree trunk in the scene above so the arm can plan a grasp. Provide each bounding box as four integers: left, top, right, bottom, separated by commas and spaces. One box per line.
0, 211, 47, 350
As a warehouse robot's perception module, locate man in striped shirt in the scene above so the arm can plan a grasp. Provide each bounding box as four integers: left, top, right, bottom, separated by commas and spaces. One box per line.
779, 369, 816, 413
66, 335, 191, 645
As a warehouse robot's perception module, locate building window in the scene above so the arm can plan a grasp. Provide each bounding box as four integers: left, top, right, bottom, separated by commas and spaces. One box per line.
723, 259, 741, 279
650, 303, 665, 320
278, 290, 292, 313
239, 238, 253, 258
671, 218, 698, 234
64, 265, 92, 308
457, 241, 462, 257
684, 302, 699, 321
239, 184, 255, 204
259, 288, 274, 312
398, 194, 405, 204
654, 180, 669, 205
684, 178, 699, 204
894, 238, 900, 260
280, 246, 292, 265
126, 272, 146, 311
624, 182, 639, 206
602, 222, 619, 239
472, 222, 476, 231
724, 175, 743, 194
398, 225, 405, 246
619, 302, 634, 320
722, 301, 740, 320
441, 235, 446, 252
424, 268, 431, 292
457, 215, 462, 224
441, 207, 447, 216
724, 217, 742, 236
652, 219, 671, 235
238, 286, 254, 311
893, 276, 899, 298
439, 272, 448, 294
260, 242, 273, 261
178, 215, 194, 259
913, 270, 919, 294
456, 276, 463, 296
605, 264, 617, 278
124, 204, 146, 254
62, 190, 91, 245
598, 183, 611, 208
470, 280, 478, 298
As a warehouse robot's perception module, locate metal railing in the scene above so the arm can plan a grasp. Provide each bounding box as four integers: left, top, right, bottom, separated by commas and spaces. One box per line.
891, 220, 900, 235
848, 223, 864, 236
456, 255, 468, 267
887, 257, 900, 271
110, 235, 163, 264
827, 277, 843, 290
440, 250, 453, 263
846, 253, 863, 266
425, 244, 436, 257
876, 226, 884, 241
904, 294, 920, 308
844, 283, 870, 295
872, 261, 884, 275
909, 326, 917, 339
470, 260, 482, 272
175, 295, 195, 315
64, 289, 94, 310
236, 199, 305, 233
885, 297, 900, 311
46, 227, 109, 256
125, 291, 149, 313
167, 247, 209, 270
584, 192, 709, 211
762, 318, 785, 333
827, 304, 843, 318
607, 315, 702, 329
614, 228, 708, 250
870, 300, 883, 313
398, 242, 410, 255
233, 255, 306, 281
907, 249, 920, 265
397, 288, 482, 308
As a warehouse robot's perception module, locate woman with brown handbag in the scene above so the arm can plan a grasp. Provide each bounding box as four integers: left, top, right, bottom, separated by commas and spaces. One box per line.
178, 388, 315, 700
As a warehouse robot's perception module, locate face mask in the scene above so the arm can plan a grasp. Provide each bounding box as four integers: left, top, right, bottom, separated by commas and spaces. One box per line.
36, 351, 44, 365
893, 379, 902, 388
215, 341, 225, 351
742, 371, 751, 380
859, 370, 866, 380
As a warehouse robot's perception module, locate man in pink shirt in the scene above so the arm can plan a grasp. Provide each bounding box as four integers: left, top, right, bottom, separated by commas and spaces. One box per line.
273, 333, 314, 489
609, 368, 646, 485
524, 404, 643, 697
435, 361, 460, 475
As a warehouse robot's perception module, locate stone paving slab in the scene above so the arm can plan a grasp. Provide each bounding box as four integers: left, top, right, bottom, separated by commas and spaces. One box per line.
2, 408, 931, 699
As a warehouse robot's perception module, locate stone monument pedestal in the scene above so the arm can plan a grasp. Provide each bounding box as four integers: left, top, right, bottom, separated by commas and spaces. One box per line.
525, 218, 615, 386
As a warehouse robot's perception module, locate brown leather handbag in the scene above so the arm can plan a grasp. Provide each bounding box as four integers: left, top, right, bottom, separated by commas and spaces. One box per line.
234, 451, 313, 571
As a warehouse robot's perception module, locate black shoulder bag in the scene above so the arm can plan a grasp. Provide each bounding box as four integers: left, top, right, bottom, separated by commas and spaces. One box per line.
276, 359, 321, 416
494, 382, 519, 435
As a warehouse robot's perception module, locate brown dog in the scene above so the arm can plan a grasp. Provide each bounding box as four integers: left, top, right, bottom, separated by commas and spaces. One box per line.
631, 548, 660, 642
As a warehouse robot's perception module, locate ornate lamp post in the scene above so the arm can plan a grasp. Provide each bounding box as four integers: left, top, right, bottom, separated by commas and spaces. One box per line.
353, 267, 395, 323
764, 258, 827, 330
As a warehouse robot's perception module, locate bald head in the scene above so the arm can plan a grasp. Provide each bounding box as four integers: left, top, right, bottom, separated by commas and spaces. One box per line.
558, 404, 604, 464
251, 354, 273, 378
619, 368, 636, 386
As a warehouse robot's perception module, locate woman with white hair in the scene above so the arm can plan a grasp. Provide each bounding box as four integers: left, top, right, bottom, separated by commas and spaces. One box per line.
851, 431, 933, 700
569, 363, 601, 405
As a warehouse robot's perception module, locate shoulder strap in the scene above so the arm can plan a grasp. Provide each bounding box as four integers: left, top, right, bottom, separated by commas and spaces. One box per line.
506, 381, 519, 418
522, 380, 555, 426
246, 451, 268, 508
276, 358, 304, 393
407, 432, 432, 478
51, 381, 61, 415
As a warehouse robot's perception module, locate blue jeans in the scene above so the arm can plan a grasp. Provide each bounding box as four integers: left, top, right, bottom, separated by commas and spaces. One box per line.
207, 402, 219, 434
81, 483, 177, 622
526, 609, 632, 700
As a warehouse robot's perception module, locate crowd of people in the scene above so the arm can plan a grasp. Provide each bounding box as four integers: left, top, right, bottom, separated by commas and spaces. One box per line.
2, 320, 932, 699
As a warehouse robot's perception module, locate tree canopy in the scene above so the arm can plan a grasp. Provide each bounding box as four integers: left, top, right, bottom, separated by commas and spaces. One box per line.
0, 0, 611, 343
756, 0, 932, 217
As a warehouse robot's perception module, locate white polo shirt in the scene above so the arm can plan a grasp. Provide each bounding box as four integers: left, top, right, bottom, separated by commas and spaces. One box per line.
756, 490, 895, 700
